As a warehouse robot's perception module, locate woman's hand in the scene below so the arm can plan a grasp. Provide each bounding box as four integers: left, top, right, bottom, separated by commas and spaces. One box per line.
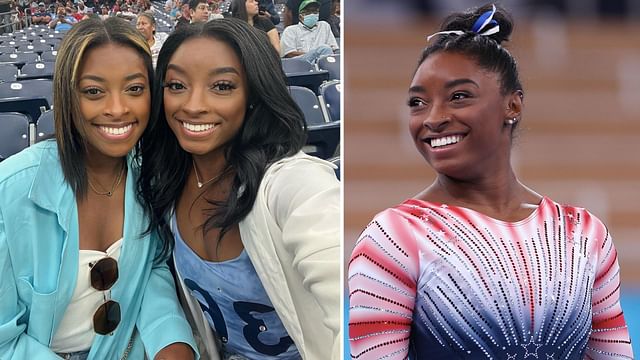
154, 342, 194, 360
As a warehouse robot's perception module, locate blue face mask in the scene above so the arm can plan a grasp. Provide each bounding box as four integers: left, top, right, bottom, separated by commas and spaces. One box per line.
302, 13, 319, 28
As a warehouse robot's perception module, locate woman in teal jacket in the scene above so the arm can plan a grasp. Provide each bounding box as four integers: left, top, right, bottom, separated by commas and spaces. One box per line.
0, 18, 197, 359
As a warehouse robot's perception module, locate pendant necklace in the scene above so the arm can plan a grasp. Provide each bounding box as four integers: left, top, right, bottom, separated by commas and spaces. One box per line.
87, 162, 126, 197
192, 159, 225, 188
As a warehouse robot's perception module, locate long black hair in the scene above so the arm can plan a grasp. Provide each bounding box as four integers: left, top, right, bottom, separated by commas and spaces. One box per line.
419, 4, 522, 97
230, 0, 250, 22
138, 19, 307, 258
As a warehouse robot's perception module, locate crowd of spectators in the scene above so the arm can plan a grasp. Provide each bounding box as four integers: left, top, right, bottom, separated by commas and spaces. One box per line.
6, 0, 152, 30
4, 0, 341, 63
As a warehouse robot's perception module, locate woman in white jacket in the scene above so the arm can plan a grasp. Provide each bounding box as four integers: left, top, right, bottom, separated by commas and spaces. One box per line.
137, 18, 341, 360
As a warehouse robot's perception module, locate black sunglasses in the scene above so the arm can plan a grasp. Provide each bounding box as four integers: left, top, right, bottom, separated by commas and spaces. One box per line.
89, 257, 120, 335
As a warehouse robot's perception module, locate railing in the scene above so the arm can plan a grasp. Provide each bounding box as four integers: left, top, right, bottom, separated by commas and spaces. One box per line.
0, 9, 22, 33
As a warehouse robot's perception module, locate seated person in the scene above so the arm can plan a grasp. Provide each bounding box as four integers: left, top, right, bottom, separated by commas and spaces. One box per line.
31, 2, 51, 25
280, 0, 338, 63
188, 0, 209, 23
258, 0, 279, 25
115, 3, 136, 20
328, 0, 339, 38
174, 0, 190, 29
284, 0, 329, 26
48, 5, 77, 31
98, 5, 110, 19
208, 0, 224, 20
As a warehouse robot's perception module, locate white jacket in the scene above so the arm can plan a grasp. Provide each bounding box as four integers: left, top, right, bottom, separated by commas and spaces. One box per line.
174, 152, 341, 359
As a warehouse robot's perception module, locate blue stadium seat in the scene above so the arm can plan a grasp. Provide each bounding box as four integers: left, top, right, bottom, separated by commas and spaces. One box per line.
317, 54, 340, 80
4, 39, 29, 48
0, 52, 39, 66
289, 85, 327, 126
17, 43, 51, 54
0, 79, 53, 122
40, 50, 58, 62
304, 120, 340, 160
0, 112, 30, 161
0, 63, 17, 82
36, 109, 54, 141
282, 57, 315, 73
0, 45, 15, 53
319, 80, 340, 122
282, 58, 330, 94
17, 62, 54, 80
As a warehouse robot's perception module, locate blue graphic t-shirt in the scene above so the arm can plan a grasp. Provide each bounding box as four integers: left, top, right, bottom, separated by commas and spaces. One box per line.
173, 215, 301, 360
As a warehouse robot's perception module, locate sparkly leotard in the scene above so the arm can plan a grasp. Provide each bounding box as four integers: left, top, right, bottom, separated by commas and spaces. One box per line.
348, 197, 633, 359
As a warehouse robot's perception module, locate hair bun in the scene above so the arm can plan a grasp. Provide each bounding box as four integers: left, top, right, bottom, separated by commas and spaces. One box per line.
440, 4, 514, 45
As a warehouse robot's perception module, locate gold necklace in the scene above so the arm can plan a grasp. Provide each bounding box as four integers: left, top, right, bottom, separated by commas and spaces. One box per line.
87, 162, 126, 197
192, 159, 225, 188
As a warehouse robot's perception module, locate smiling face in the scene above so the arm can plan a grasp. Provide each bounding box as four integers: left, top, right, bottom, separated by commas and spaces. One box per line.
163, 37, 247, 160
408, 51, 518, 180
76, 43, 150, 161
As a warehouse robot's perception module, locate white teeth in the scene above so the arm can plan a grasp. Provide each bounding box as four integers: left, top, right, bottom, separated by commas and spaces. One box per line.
100, 124, 133, 135
430, 135, 463, 148
183, 122, 215, 132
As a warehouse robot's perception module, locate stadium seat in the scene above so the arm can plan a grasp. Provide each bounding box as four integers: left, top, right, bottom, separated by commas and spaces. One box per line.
40, 50, 58, 62
17, 43, 51, 54
282, 57, 315, 73
0, 79, 53, 122
319, 80, 340, 122
0, 45, 15, 53
43, 37, 62, 48
0, 63, 17, 82
282, 58, 330, 94
17, 62, 54, 80
0, 112, 30, 161
317, 54, 340, 80
36, 109, 54, 141
289, 85, 327, 126
0, 52, 39, 66
304, 120, 340, 160
2, 39, 28, 49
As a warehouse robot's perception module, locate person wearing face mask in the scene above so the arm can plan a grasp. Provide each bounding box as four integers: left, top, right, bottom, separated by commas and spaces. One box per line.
283, 0, 329, 27
280, 0, 337, 63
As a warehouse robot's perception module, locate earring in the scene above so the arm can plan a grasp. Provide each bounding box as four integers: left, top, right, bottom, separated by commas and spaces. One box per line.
248, 104, 254, 110
506, 117, 517, 125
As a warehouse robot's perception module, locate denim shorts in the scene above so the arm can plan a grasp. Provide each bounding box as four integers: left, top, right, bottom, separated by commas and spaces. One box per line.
56, 350, 90, 360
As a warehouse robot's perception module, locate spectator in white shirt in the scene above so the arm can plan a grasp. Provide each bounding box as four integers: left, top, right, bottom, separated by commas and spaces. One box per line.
280, 0, 337, 63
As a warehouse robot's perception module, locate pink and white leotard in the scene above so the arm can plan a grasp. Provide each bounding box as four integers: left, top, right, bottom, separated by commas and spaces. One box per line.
348, 196, 633, 359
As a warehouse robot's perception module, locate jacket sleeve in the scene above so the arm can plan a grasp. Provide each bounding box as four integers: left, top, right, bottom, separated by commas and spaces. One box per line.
268, 158, 341, 359
0, 209, 60, 359
136, 233, 199, 360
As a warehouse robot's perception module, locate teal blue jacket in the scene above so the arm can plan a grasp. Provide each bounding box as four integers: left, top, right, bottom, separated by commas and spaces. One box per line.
0, 141, 198, 359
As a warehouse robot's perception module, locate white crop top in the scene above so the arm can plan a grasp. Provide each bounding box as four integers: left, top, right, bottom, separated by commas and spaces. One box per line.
50, 238, 123, 353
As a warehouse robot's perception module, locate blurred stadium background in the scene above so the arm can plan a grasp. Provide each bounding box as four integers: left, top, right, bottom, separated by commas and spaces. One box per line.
344, 0, 639, 358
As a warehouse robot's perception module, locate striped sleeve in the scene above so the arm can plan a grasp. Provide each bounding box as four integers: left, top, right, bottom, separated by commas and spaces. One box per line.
586, 231, 634, 359
348, 209, 420, 359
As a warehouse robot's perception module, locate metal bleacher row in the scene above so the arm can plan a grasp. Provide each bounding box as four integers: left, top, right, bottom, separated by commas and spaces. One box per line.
0, 5, 341, 164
